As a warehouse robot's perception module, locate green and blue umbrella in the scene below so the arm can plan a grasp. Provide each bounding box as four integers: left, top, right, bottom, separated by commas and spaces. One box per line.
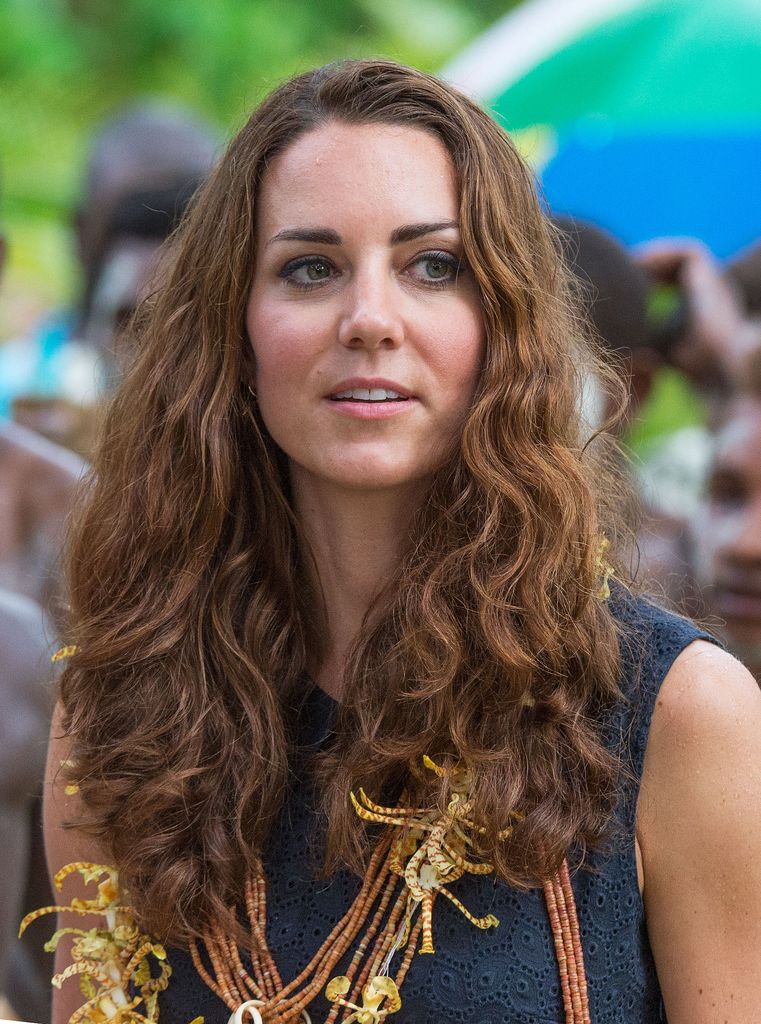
443, 0, 761, 257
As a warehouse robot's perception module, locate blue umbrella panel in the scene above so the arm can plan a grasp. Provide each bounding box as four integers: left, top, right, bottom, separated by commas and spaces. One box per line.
539, 127, 761, 260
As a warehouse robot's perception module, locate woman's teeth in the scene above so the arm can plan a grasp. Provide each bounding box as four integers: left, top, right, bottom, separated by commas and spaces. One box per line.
331, 388, 407, 401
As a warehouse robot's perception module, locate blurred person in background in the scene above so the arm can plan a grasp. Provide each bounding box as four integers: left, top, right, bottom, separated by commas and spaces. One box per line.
0, 104, 215, 614
631, 239, 761, 604
0, 100, 218, 455
0, 198, 71, 1022
0, 420, 85, 616
0, 422, 81, 1020
636, 238, 761, 420
554, 216, 660, 428
0, 166, 88, 617
726, 239, 761, 317
691, 345, 761, 682
554, 215, 700, 610
0, 590, 56, 1023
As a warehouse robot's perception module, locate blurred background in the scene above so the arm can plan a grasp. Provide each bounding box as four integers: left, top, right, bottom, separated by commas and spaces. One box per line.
0, 0, 518, 342
2, 0, 761, 1019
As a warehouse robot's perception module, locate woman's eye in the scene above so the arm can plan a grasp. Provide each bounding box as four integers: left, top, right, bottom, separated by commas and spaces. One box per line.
409, 251, 462, 286
280, 256, 336, 288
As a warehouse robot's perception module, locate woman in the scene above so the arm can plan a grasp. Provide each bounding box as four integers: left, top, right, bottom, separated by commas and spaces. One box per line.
41, 61, 761, 1024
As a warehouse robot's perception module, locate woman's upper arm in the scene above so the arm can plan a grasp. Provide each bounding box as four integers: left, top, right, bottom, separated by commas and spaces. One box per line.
637, 639, 761, 1023
44, 701, 108, 1024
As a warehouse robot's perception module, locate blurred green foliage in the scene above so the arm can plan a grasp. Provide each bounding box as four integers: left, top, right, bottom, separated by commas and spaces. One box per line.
625, 367, 706, 451
0, 0, 516, 328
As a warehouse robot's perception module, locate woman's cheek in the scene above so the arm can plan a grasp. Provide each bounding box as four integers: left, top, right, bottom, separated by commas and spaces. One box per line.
430, 327, 485, 400
250, 313, 309, 392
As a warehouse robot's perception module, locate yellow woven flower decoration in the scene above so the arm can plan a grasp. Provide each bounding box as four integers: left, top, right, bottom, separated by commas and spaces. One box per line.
351, 756, 514, 955
19, 862, 198, 1024
52, 644, 79, 662
595, 537, 614, 601
325, 974, 401, 1023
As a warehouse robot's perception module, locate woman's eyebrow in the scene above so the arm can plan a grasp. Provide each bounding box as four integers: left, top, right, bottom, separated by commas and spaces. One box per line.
389, 221, 459, 244
266, 220, 459, 248
267, 227, 341, 247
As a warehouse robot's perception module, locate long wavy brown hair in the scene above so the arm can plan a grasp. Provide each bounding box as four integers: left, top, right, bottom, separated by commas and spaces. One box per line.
59, 59, 631, 945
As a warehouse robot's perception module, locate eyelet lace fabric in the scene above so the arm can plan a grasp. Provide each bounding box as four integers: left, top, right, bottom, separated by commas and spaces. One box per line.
157, 594, 716, 1023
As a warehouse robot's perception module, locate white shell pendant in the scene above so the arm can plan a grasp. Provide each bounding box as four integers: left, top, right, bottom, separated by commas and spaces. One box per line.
227, 1002, 312, 1024
228, 1001, 264, 1024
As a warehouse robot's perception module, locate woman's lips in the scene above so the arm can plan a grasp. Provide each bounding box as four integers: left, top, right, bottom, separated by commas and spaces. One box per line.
325, 396, 418, 419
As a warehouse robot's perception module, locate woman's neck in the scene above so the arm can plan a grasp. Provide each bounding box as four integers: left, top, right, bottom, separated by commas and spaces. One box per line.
291, 469, 428, 699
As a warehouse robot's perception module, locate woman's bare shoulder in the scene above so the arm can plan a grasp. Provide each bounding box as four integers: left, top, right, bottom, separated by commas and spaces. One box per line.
637, 639, 761, 1022
44, 701, 112, 1024
648, 638, 760, 739
638, 638, 761, 872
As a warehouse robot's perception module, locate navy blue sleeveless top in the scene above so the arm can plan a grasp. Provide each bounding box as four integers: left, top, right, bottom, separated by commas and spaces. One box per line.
156, 594, 715, 1023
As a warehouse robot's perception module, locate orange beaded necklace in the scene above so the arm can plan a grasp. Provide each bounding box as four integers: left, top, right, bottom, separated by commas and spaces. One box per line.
192, 756, 592, 1024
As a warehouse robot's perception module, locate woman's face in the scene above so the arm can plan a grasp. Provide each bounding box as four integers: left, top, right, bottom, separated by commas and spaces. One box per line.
247, 121, 485, 494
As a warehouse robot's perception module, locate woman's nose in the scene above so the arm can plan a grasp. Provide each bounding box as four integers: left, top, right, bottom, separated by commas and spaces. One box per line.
337, 268, 403, 351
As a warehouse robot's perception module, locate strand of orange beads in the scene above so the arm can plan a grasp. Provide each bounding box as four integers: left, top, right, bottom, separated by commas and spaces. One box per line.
194, 833, 400, 1022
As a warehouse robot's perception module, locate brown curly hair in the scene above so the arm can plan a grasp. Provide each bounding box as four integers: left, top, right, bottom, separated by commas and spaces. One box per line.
59, 59, 630, 944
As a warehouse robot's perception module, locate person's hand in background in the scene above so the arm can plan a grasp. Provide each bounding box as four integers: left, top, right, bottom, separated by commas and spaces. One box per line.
636, 238, 760, 403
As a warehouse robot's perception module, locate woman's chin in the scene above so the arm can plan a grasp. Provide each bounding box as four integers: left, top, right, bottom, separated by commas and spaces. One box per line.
292, 456, 435, 495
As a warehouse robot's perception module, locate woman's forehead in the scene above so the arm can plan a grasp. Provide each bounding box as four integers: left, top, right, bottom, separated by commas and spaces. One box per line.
256, 122, 459, 240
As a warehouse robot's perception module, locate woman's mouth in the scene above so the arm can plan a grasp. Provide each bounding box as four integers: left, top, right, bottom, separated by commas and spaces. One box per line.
326, 382, 417, 419
330, 387, 409, 402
